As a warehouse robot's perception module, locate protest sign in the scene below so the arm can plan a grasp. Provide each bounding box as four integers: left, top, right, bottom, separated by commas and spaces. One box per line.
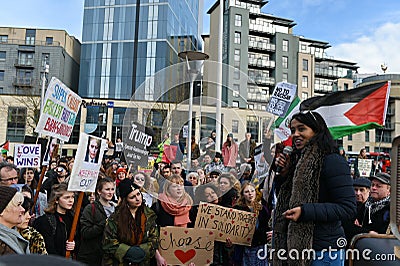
14, 144, 41, 168
67, 133, 107, 192
267, 82, 297, 117
123, 122, 153, 167
35, 77, 82, 142
194, 202, 257, 246
159, 227, 215, 265
358, 158, 373, 177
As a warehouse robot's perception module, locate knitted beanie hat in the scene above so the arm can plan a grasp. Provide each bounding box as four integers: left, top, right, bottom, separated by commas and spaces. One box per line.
0, 186, 17, 213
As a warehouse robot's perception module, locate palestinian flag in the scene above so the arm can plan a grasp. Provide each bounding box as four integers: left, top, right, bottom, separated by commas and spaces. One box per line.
0, 140, 9, 152
300, 81, 391, 139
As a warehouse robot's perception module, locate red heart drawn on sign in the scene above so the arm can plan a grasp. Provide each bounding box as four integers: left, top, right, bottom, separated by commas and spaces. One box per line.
174, 249, 196, 264
203, 204, 208, 207
209, 231, 213, 235
163, 231, 168, 235
229, 209, 233, 212
247, 238, 251, 242
210, 215, 214, 219
231, 220, 235, 224
245, 223, 248, 227
207, 259, 211, 264
219, 233, 223, 237
184, 230, 189, 234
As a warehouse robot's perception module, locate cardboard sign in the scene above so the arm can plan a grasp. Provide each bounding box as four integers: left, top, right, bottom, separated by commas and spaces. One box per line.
67, 133, 107, 192
35, 77, 82, 141
14, 144, 41, 168
267, 82, 297, 117
358, 158, 373, 177
123, 122, 153, 167
159, 227, 215, 265
194, 202, 257, 246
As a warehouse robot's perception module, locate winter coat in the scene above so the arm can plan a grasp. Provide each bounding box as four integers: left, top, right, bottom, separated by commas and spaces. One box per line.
33, 211, 79, 257
102, 206, 159, 266
298, 153, 357, 250
78, 200, 114, 265
222, 141, 238, 168
238, 139, 256, 163
0, 223, 29, 255
18, 226, 47, 254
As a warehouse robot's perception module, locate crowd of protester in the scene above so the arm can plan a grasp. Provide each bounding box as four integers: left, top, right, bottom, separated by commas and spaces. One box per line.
0, 112, 394, 265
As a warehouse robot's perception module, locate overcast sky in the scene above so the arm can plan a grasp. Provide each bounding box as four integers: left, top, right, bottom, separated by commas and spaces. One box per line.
2, 0, 400, 73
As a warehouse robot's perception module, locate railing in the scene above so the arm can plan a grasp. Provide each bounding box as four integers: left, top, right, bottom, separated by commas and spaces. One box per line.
13, 77, 35, 87
14, 59, 34, 68
0, 39, 61, 46
249, 41, 276, 51
248, 58, 275, 68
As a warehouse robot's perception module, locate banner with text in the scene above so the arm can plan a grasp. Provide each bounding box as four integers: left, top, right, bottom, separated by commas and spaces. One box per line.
358, 158, 373, 177
68, 133, 107, 192
14, 144, 41, 168
35, 77, 82, 142
159, 227, 215, 265
123, 122, 153, 167
194, 202, 257, 246
267, 82, 297, 117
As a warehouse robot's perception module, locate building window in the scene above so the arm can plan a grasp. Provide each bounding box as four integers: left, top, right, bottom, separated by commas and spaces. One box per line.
248, 104, 254, 109
348, 134, 352, 141
344, 83, 349, 91
365, 131, 370, 142
348, 145, 352, 152
235, 14, 242, 27
0, 35, 8, 43
246, 115, 259, 142
0, 70, 4, 81
282, 56, 288, 69
234, 32, 241, 44
301, 92, 308, 100
46, 37, 53, 45
232, 120, 239, 133
234, 49, 240, 67
282, 40, 288, 52
365, 146, 370, 152
302, 59, 308, 71
282, 73, 288, 82
18, 52, 34, 66
25, 29, 36, 45
232, 101, 239, 108
234, 68, 240, 79
233, 84, 239, 97
302, 76, 308, 88
0, 87, 3, 93
0, 51, 5, 60
7, 107, 27, 142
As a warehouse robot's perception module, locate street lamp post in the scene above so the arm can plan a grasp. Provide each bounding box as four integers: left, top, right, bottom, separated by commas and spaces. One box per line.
178, 51, 209, 172
40, 57, 49, 116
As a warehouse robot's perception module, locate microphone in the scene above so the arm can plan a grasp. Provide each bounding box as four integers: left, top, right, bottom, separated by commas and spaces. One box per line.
276, 146, 293, 174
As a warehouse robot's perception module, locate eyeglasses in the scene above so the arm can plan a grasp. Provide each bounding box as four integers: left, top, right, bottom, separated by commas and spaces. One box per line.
0, 176, 18, 183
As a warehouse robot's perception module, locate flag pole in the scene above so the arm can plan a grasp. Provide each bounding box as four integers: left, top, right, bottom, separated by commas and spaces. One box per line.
31, 166, 46, 214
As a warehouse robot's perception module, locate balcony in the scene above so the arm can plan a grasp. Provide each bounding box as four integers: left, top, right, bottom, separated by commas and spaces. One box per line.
249, 41, 276, 52
314, 68, 339, 79
13, 77, 35, 87
14, 59, 34, 68
248, 58, 275, 69
249, 76, 275, 86
249, 23, 275, 35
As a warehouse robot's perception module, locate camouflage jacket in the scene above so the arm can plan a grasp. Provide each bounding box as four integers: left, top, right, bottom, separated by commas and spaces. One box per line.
102, 206, 159, 266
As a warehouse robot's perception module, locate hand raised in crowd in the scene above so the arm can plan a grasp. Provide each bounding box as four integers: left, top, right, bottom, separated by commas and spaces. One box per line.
283, 206, 302, 222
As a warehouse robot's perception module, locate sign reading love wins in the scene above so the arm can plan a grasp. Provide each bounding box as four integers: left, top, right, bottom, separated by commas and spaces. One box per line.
159, 227, 215, 265
194, 202, 257, 246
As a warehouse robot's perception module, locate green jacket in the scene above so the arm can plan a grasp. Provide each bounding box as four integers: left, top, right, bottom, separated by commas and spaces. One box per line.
102, 206, 159, 266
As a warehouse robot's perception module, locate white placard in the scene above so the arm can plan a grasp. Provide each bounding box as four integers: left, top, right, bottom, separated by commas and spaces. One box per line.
68, 133, 107, 192
35, 77, 82, 141
267, 82, 297, 117
14, 144, 41, 168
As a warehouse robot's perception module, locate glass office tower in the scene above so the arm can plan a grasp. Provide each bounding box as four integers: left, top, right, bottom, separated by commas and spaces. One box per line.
79, 0, 202, 100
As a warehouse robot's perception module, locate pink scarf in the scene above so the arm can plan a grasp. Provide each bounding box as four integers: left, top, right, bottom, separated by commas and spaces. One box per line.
158, 193, 192, 227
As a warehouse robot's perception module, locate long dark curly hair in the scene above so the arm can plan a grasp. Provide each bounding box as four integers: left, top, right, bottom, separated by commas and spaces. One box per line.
115, 192, 145, 245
